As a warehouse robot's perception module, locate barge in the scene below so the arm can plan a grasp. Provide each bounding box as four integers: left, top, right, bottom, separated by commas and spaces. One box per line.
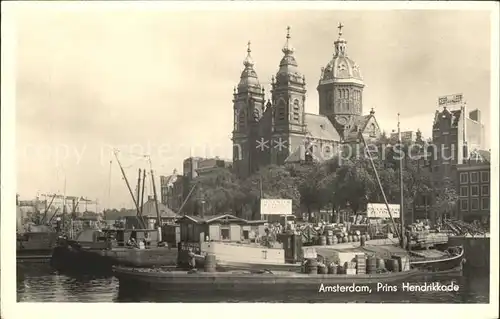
113, 264, 463, 291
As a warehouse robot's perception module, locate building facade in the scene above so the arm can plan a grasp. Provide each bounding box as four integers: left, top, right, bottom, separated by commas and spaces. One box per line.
457, 150, 490, 224
431, 103, 485, 184
232, 25, 381, 178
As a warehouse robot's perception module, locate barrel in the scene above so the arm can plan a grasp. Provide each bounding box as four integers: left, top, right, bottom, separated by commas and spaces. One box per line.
204, 253, 217, 272
337, 265, 344, 274
327, 230, 334, 237
326, 236, 333, 245
342, 237, 347, 243
318, 264, 328, 274
366, 234, 371, 241
376, 258, 386, 271
305, 259, 318, 274
328, 263, 338, 274
360, 235, 366, 246
319, 236, 327, 246
353, 235, 358, 242
366, 255, 377, 274
386, 259, 400, 272
348, 235, 353, 242
332, 236, 338, 245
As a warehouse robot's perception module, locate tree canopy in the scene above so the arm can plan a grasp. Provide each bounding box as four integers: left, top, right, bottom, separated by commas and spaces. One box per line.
182, 137, 454, 223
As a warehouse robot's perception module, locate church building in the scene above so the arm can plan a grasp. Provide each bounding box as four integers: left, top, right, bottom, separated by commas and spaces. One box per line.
232, 24, 381, 178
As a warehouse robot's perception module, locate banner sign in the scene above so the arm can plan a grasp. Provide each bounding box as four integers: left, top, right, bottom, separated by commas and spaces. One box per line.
438, 94, 463, 107
390, 131, 414, 142
260, 199, 292, 215
180, 242, 201, 254
366, 203, 400, 219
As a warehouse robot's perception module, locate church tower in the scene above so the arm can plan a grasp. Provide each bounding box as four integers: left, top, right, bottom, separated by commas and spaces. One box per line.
317, 23, 364, 136
270, 26, 307, 165
232, 42, 266, 178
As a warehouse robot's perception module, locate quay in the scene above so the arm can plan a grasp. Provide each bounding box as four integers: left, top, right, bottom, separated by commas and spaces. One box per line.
448, 235, 490, 269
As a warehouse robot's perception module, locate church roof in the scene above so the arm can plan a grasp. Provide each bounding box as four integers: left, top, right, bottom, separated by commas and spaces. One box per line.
351, 114, 374, 132
304, 113, 341, 141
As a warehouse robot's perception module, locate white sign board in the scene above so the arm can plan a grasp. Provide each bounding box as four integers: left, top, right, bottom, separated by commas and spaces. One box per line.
366, 203, 400, 219
260, 199, 292, 216
438, 93, 463, 107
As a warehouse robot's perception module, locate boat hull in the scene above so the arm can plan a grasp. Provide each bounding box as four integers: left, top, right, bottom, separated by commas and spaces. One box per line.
410, 246, 465, 272
51, 244, 178, 276
17, 231, 58, 263
113, 266, 463, 291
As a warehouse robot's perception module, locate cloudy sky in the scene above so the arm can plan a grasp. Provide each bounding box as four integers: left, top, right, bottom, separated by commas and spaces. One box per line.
14, 6, 492, 208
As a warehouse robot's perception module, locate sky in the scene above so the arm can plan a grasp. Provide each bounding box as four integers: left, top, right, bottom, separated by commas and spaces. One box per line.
14, 7, 492, 209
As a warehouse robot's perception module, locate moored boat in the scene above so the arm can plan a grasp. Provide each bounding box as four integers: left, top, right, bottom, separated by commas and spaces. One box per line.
51, 228, 178, 275
113, 265, 463, 291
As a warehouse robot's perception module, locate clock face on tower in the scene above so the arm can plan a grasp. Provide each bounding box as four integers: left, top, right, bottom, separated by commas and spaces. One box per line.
336, 116, 348, 126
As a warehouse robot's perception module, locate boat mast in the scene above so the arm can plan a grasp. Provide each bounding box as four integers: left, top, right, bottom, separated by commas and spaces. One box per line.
147, 157, 162, 242
178, 183, 198, 216
107, 160, 112, 213
398, 113, 406, 249
359, 134, 401, 242
113, 149, 140, 214
136, 169, 142, 214
140, 169, 146, 216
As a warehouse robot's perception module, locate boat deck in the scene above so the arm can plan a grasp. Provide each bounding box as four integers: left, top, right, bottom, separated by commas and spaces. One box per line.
113, 266, 462, 290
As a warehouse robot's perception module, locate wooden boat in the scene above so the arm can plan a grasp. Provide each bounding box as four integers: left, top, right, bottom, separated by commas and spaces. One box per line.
17, 194, 60, 262
409, 245, 465, 271
50, 228, 178, 275
113, 265, 463, 291
17, 226, 58, 262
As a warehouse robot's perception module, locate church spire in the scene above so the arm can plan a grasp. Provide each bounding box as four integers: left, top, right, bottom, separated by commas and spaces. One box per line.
243, 41, 254, 68
277, 26, 300, 76
282, 26, 295, 56
334, 22, 348, 57
238, 40, 260, 91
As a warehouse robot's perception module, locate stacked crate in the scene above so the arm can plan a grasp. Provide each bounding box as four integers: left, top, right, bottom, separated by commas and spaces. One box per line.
356, 254, 366, 274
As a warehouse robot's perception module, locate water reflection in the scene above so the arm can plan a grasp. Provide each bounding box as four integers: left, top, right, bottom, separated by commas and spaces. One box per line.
17, 263, 489, 303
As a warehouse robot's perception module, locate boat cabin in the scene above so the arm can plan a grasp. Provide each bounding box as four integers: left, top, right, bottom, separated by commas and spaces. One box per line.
178, 214, 250, 243
73, 228, 161, 249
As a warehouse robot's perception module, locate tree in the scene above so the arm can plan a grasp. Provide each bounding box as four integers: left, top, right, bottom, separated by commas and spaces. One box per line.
242, 165, 301, 220
432, 179, 458, 222
187, 167, 245, 217
287, 162, 330, 221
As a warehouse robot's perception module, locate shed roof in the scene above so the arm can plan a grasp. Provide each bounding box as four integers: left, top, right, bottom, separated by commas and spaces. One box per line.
179, 213, 248, 224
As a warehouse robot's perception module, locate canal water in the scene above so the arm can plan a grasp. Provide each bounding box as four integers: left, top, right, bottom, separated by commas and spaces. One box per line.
17, 263, 489, 303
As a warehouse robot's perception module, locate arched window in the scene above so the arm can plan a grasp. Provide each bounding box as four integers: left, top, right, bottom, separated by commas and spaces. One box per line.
238, 110, 246, 129
346, 90, 350, 99
293, 99, 300, 122
277, 99, 286, 122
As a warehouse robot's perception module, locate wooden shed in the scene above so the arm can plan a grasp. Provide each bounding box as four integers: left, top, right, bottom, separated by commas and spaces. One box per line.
178, 214, 249, 243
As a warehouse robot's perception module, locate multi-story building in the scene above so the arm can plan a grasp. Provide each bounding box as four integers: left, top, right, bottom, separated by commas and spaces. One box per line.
160, 170, 184, 212
231, 24, 381, 178
431, 99, 485, 184
457, 150, 490, 224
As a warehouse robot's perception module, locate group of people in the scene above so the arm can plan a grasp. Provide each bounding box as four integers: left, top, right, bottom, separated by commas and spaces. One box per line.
126, 232, 151, 249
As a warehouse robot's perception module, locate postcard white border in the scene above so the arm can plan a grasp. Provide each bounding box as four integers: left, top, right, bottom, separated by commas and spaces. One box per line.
1, 1, 498, 319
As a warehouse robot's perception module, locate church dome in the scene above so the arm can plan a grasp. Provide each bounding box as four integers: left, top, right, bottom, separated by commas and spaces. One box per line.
319, 24, 363, 85
238, 41, 261, 90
